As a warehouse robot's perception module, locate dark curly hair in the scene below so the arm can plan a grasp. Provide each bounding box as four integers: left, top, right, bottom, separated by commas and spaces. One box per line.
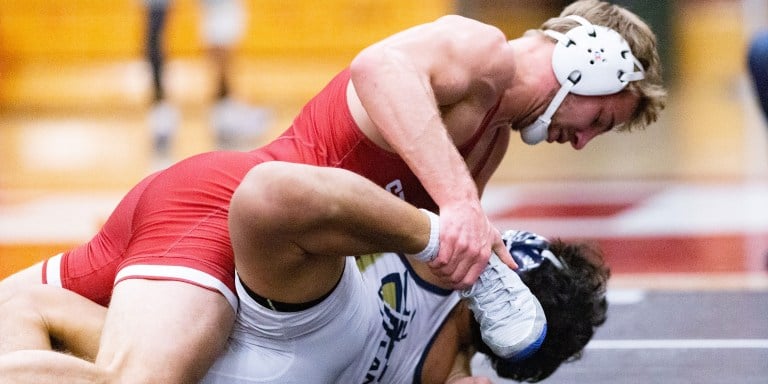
470, 239, 610, 382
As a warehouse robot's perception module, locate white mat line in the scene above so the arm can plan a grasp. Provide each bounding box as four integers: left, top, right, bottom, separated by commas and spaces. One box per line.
588, 339, 768, 349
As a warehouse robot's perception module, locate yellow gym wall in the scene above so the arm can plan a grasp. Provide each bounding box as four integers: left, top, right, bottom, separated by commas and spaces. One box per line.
0, 0, 765, 185
0, 0, 452, 60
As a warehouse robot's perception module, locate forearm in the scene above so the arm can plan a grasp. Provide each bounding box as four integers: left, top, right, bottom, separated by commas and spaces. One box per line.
349, 49, 479, 208
375, 102, 478, 207
387, 115, 479, 208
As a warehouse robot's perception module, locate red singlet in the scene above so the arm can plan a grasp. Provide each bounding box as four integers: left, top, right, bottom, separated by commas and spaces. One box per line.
44, 68, 503, 310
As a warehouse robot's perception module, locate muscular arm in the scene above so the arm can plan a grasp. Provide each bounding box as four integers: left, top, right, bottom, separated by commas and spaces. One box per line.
445, 352, 492, 384
349, 15, 516, 288
0, 285, 104, 360
420, 299, 492, 384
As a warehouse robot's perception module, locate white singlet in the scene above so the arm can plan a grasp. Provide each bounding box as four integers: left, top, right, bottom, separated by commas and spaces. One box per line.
340, 253, 461, 383
200, 253, 459, 383
200, 257, 377, 383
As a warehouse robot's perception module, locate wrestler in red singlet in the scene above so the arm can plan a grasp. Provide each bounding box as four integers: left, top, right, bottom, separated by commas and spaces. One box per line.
45, 68, 504, 310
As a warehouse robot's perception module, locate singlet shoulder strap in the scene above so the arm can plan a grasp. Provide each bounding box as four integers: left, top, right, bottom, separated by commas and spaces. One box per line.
457, 97, 503, 156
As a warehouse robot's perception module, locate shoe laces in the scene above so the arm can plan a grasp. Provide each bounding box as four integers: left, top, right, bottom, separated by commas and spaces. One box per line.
462, 254, 525, 327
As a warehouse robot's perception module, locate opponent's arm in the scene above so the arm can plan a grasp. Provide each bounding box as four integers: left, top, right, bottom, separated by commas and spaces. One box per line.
445, 351, 493, 384
0, 284, 105, 361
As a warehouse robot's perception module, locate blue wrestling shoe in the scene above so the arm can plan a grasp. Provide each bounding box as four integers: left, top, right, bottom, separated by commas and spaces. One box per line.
461, 230, 554, 361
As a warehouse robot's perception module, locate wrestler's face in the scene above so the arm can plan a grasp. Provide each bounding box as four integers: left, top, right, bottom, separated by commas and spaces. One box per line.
548, 91, 640, 150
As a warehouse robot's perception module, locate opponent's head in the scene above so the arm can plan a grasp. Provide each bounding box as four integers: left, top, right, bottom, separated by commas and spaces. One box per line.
521, 0, 666, 145
471, 239, 610, 382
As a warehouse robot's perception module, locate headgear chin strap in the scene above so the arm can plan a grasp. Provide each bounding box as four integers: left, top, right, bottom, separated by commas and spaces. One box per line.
520, 15, 645, 145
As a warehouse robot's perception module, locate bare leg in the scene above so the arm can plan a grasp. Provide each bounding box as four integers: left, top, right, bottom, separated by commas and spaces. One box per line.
208, 45, 230, 101
0, 278, 233, 383
230, 162, 430, 304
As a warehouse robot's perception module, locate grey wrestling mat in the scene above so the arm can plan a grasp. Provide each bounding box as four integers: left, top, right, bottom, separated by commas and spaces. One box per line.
471, 290, 768, 384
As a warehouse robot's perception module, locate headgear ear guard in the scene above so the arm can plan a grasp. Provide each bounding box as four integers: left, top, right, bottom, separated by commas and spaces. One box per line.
520, 15, 645, 145
502, 230, 567, 274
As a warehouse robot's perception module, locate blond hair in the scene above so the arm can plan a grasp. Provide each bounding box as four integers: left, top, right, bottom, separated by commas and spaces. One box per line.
540, 0, 667, 131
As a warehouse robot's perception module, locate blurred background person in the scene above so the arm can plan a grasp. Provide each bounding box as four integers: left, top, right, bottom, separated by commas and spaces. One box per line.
201, 0, 269, 151
144, 0, 178, 160
145, 0, 268, 165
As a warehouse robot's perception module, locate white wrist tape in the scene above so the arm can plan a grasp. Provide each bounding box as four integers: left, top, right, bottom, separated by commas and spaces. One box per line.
409, 209, 440, 262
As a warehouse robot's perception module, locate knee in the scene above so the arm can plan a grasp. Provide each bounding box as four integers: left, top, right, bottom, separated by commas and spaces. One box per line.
233, 162, 324, 220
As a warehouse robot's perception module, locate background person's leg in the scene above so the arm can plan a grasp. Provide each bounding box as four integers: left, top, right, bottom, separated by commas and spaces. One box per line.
145, 1, 179, 162
146, 3, 168, 104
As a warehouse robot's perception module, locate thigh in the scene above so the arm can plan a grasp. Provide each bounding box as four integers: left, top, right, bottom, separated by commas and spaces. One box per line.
95, 279, 235, 384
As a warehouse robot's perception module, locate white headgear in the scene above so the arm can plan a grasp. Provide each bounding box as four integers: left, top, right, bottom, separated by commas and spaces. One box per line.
520, 15, 645, 145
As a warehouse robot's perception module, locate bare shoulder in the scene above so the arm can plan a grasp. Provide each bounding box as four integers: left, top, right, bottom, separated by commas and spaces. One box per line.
433, 14, 501, 32
418, 16, 515, 87
373, 14, 507, 53
432, 16, 516, 79
430, 15, 508, 47
356, 14, 510, 71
